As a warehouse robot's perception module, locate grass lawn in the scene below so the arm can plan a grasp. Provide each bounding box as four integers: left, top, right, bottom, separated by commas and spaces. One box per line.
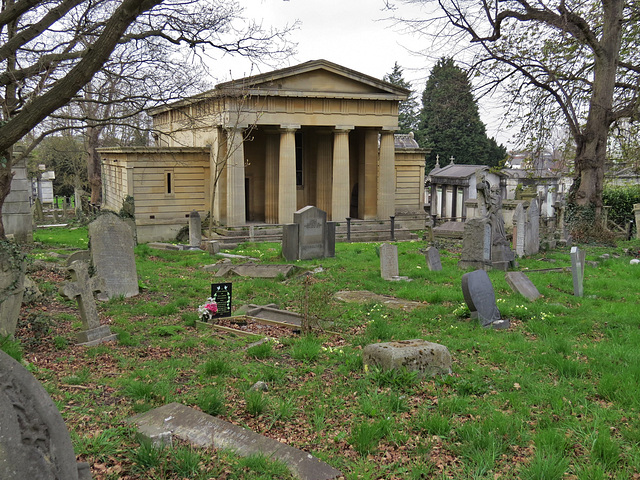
12, 226, 640, 479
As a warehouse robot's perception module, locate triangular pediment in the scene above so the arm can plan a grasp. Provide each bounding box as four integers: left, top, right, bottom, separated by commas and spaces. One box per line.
216, 59, 409, 99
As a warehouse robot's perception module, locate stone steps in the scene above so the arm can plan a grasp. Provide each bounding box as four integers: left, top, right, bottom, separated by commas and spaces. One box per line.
208, 221, 418, 248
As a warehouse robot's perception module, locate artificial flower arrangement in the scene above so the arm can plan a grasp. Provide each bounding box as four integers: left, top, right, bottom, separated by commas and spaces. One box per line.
198, 298, 218, 322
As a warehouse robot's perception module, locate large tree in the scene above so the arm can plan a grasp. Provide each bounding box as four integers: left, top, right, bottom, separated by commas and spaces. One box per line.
389, 0, 638, 236
383, 62, 420, 133
418, 57, 506, 170
0, 0, 293, 238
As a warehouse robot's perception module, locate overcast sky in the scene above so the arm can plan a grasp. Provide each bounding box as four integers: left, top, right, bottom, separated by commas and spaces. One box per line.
210, 0, 516, 147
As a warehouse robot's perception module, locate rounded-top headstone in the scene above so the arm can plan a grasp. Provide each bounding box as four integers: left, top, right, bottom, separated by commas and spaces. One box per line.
0, 349, 81, 479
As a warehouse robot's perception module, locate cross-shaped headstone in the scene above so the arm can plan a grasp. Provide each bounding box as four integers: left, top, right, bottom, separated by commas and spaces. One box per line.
59, 261, 106, 336
449, 156, 455, 165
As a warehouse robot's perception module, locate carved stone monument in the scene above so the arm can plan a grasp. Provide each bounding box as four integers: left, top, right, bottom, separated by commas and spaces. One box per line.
59, 261, 117, 345
88, 213, 139, 299
0, 349, 92, 479
282, 206, 336, 261
459, 172, 515, 271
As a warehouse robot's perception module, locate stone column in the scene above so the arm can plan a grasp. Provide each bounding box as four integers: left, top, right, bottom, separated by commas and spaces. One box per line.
226, 127, 246, 226
278, 125, 299, 224
331, 127, 352, 221
265, 132, 279, 224
316, 131, 333, 215
362, 129, 378, 219
377, 130, 396, 218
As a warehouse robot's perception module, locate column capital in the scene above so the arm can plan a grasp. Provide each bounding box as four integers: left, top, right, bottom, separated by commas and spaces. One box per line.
380, 126, 399, 133
334, 125, 354, 132
279, 124, 301, 132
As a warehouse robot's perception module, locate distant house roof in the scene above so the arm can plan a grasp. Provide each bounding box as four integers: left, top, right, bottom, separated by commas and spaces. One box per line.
428, 164, 492, 180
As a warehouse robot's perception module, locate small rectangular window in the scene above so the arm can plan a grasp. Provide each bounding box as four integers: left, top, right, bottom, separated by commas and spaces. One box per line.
165, 170, 174, 195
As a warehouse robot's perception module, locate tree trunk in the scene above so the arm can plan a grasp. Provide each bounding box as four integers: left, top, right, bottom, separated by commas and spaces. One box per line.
0, 152, 14, 240
86, 125, 103, 205
567, 0, 623, 238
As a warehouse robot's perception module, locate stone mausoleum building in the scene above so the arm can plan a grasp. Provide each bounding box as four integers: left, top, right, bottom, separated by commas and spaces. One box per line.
99, 60, 427, 243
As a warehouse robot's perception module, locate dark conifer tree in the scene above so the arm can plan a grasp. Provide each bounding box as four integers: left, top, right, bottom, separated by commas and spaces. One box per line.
383, 62, 420, 134
417, 58, 506, 171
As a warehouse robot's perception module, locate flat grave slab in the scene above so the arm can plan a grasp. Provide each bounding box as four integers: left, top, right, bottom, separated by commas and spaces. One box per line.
333, 290, 424, 311
129, 402, 342, 480
213, 262, 297, 278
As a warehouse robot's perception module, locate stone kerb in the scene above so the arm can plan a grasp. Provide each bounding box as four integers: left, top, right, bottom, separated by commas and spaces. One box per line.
88, 213, 139, 299
363, 339, 452, 377
0, 349, 90, 479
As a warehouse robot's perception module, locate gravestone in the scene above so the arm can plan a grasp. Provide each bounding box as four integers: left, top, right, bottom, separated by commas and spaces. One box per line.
333, 290, 424, 311
424, 246, 443, 271
461, 269, 509, 329
571, 246, 586, 297
512, 203, 526, 257
210, 282, 232, 318
505, 271, 541, 301
0, 349, 91, 480
380, 243, 399, 279
130, 403, 342, 480
66, 249, 91, 266
59, 261, 117, 345
524, 198, 540, 256
188, 210, 201, 248
363, 339, 452, 377
0, 244, 25, 338
282, 206, 336, 261
213, 262, 296, 279
88, 214, 139, 299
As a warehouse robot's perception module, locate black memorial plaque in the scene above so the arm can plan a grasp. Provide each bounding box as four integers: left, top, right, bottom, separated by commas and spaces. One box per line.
211, 283, 232, 318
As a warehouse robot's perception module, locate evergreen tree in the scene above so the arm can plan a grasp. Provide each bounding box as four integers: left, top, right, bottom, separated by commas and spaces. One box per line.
383, 62, 420, 134
417, 58, 506, 171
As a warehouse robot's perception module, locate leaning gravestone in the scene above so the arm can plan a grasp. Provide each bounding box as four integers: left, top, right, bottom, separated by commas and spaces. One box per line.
524, 198, 540, 256
0, 243, 25, 338
189, 210, 201, 248
59, 261, 117, 345
505, 271, 541, 301
512, 203, 526, 257
571, 246, 586, 297
282, 206, 336, 261
88, 214, 139, 299
461, 269, 509, 329
424, 246, 443, 271
0, 349, 92, 480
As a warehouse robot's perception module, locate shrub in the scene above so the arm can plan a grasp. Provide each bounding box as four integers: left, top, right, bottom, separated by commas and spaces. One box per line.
603, 184, 640, 227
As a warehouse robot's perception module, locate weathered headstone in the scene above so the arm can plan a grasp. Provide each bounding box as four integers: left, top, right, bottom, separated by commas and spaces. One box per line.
213, 262, 296, 279
634, 204, 640, 240
210, 282, 232, 318
88, 214, 139, 299
571, 246, 586, 297
380, 243, 399, 279
66, 249, 91, 266
363, 339, 452, 376
188, 210, 201, 248
282, 206, 336, 261
512, 203, 526, 257
505, 271, 541, 301
461, 269, 509, 329
130, 403, 342, 480
524, 198, 540, 256
59, 261, 117, 345
424, 246, 443, 271
0, 349, 92, 480
0, 244, 25, 338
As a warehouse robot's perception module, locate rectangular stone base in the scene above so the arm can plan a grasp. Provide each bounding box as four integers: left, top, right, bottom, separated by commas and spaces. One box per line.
77, 325, 117, 346
363, 339, 452, 376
